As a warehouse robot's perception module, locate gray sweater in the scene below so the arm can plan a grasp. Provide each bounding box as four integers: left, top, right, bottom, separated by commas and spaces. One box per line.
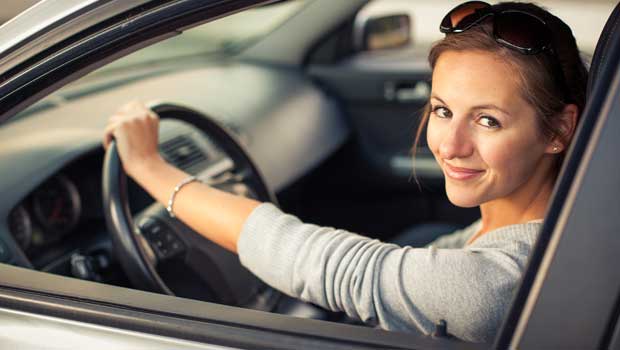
237, 203, 542, 343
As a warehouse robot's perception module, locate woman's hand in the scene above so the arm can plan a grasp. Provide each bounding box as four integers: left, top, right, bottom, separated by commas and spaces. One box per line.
103, 101, 260, 253
103, 101, 165, 178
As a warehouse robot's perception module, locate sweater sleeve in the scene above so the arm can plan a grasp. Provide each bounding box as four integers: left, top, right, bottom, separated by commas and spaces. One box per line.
237, 203, 538, 343
427, 220, 480, 249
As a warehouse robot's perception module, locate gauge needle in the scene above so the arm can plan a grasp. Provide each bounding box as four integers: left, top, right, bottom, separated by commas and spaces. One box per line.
49, 197, 63, 222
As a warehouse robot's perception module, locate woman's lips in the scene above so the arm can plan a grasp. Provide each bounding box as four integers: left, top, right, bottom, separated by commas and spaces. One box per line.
443, 162, 485, 180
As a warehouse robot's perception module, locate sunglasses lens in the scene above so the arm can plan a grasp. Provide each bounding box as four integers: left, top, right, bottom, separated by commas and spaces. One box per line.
441, 1, 489, 31
495, 12, 551, 51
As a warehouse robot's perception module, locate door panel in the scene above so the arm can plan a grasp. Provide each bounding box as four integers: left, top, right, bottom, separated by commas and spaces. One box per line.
309, 48, 439, 183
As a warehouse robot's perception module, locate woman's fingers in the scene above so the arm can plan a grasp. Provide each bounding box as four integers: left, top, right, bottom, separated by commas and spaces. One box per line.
102, 101, 162, 176
103, 101, 157, 149
103, 121, 119, 150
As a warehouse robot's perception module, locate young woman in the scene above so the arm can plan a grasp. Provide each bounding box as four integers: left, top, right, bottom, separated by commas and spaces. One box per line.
103, 1, 587, 343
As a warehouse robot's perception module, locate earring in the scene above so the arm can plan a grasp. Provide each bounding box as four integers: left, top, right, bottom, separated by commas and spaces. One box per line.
552, 145, 560, 153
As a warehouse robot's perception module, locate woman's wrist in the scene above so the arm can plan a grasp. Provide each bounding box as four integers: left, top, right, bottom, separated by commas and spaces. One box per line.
126, 154, 168, 180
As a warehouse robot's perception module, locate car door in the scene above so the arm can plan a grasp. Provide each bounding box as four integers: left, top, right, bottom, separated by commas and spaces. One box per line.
0, 262, 470, 349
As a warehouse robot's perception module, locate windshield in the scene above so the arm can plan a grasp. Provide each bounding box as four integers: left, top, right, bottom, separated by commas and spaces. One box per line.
8, 0, 308, 123
95, 0, 307, 74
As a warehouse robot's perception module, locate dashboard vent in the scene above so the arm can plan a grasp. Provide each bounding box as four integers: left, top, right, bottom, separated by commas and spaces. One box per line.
160, 136, 207, 172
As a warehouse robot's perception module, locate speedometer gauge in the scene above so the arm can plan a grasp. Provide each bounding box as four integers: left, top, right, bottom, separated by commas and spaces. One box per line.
31, 175, 81, 238
8, 205, 32, 250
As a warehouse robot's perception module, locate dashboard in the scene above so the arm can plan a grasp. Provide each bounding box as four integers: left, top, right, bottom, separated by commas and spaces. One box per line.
0, 60, 349, 283
3, 121, 219, 277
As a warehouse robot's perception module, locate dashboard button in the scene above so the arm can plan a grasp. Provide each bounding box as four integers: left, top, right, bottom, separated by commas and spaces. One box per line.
138, 217, 185, 260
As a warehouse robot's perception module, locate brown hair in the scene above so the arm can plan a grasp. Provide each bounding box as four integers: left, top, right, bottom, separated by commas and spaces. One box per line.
412, 2, 588, 175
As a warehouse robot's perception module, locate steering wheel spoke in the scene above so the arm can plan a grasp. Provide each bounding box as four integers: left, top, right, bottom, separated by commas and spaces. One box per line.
137, 217, 186, 263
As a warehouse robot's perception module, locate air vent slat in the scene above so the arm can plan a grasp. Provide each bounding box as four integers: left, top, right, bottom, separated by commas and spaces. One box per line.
160, 135, 208, 172
161, 138, 187, 151
176, 154, 206, 168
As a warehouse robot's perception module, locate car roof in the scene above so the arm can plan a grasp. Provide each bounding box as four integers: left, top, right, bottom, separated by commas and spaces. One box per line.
0, 0, 96, 55
0, 0, 153, 77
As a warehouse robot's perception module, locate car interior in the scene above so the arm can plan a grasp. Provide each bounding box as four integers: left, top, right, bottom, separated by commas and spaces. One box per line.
0, 0, 618, 346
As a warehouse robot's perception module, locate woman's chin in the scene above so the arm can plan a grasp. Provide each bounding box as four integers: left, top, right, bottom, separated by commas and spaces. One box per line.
445, 189, 482, 208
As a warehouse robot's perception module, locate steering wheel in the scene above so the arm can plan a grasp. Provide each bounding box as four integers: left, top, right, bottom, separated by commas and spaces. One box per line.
102, 103, 280, 310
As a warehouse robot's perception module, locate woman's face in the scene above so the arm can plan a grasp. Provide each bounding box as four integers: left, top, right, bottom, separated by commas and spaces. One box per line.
426, 50, 555, 208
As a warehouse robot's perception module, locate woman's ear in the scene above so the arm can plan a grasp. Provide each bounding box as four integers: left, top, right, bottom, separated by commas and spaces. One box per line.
546, 103, 579, 154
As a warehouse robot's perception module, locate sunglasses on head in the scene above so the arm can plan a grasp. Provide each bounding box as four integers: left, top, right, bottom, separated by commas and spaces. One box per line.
440, 1, 553, 55
440, 1, 574, 103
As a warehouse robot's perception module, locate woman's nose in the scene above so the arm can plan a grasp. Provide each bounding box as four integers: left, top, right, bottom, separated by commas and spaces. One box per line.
438, 121, 474, 160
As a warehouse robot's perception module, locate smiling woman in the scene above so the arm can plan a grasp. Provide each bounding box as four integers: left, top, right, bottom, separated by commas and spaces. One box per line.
427, 49, 565, 206
101, 0, 588, 343
0, 0, 619, 348
427, 49, 567, 242
418, 1, 587, 236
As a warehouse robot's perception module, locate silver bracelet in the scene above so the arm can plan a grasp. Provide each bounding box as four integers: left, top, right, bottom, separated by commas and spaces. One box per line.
166, 175, 198, 218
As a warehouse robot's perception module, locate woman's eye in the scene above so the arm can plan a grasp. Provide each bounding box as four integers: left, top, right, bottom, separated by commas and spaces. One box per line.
478, 116, 501, 128
432, 106, 452, 119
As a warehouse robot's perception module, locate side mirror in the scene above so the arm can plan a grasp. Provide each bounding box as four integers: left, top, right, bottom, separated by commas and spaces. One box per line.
354, 13, 411, 51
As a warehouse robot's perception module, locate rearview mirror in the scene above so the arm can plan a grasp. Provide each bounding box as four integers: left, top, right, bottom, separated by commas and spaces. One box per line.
355, 14, 411, 51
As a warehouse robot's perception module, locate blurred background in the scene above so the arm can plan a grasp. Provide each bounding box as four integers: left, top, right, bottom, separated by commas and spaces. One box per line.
361, 0, 618, 56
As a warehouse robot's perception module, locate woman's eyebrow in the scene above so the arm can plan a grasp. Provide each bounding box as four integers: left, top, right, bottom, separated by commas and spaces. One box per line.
430, 94, 446, 104
471, 104, 512, 116
430, 95, 512, 117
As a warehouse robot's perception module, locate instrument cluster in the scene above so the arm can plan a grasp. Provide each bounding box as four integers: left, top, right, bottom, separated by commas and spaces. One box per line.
8, 174, 82, 252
